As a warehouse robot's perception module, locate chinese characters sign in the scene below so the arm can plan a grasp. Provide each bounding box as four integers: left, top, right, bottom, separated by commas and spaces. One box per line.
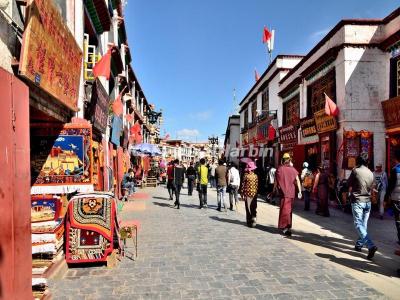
300, 117, 318, 138
278, 124, 298, 150
19, 0, 82, 111
314, 109, 337, 134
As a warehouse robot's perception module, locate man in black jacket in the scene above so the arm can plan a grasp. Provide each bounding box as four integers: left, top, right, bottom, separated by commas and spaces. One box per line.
173, 159, 185, 209
186, 161, 196, 196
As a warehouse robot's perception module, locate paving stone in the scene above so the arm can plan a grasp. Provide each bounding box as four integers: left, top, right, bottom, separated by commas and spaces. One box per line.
48, 187, 383, 299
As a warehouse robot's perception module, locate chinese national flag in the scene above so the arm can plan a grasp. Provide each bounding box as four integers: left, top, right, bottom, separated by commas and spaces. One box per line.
255, 69, 260, 82
324, 93, 339, 117
262, 26, 272, 43
93, 48, 112, 80
112, 92, 123, 116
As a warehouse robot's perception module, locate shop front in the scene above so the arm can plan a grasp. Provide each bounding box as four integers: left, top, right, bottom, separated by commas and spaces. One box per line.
298, 116, 320, 169
382, 96, 400, 171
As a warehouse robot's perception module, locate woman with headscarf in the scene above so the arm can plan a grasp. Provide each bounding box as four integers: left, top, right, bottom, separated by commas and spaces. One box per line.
313, 163, 330, 217
240, 161, 258, 227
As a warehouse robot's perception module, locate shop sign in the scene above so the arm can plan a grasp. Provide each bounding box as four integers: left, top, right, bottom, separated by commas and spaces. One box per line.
87, 79, 110, 133
278, 124, 298, 146
314, 110, 337, 134
382, 96, 400, 129
300, 117, 318, 138
19, 0, 82, 111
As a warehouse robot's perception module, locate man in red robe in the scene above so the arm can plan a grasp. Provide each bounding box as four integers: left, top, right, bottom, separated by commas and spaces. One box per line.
275, 153, 302, 236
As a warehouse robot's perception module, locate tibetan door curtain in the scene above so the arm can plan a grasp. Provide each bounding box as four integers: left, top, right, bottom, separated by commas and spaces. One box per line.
116, 147, 124, 199
65, 194, 118, 263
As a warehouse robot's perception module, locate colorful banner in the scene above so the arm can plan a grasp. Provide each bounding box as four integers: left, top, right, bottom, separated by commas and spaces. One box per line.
19, 0, 82, 111
111, 116, 123, 146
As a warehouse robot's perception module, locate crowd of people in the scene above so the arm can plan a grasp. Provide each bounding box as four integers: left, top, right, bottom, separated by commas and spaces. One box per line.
162, 149, 400, 271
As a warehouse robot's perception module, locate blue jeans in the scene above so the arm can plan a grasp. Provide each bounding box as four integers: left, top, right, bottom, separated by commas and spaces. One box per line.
217, 186, 227, 209
123, 182, 135, 195
351, 202, 375, 249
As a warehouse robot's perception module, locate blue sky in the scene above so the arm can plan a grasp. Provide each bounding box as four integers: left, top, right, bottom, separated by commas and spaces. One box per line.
124, 0, 398, 143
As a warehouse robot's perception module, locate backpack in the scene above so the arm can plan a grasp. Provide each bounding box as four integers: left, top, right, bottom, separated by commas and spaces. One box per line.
303, 172, 314, 189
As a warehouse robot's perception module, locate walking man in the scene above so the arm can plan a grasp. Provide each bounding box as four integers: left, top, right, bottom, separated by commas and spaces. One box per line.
227, 163, 240, 211
301, 162, 313, 211
166, 161, 175, 200
197, 158, 209, 208
186, 161, 196, 196
275, 153, 302, 236
348, 153, 377, 259
172, 159, 185, 209
215, 159, 228, 211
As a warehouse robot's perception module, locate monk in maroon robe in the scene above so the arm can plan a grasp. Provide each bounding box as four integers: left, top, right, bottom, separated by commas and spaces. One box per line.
274, 153, 302, 236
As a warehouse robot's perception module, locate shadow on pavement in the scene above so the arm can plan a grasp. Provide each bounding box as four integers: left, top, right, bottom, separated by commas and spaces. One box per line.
209, 216, 280, 234
153, 196, 170, 200
315, 253, 397, 277
152, 201, 171, 208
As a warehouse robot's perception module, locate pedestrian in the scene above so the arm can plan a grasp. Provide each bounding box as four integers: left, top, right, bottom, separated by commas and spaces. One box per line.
275, 153, 302, 236
215, 159, 228, 211
121, 168, 135, 200
227, 163, 240, 211
301, 162, 313, 211
186, 161, 196, 196
172, 159, 185, 209
255, 159, 266, 196
240, 161, 258, 227
197, 158, 209, 209
313, 164, 330, 217
266, 163, 276, 204
373, 163, 388, 220
166, 161, 175, 200
209, 161, 217, 188
347, 152, 377, 259
388, 149, 400, 245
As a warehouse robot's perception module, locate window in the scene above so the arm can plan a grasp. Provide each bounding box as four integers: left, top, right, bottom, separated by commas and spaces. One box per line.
283, 96, 299, 125
307, 70, 336, 116
262, 88, 269, 112
243, 108, 248, 129
390, 54, 400, 98
251, 99, 257, 123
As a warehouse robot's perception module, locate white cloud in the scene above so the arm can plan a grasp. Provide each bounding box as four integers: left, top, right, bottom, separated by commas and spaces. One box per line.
190, 110, 213, 121
177, 129, 200, 138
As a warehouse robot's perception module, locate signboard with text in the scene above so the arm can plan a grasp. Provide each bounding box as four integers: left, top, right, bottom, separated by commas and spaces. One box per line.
278, 124, 298, 149
382, 96, 400, 129
300, 117, 318, 138
314, 109, 337, 134
19, 0, 82, 111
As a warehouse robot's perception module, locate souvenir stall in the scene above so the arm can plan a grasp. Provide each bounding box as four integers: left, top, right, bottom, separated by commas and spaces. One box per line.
342, 130, 374, 170
30, 120, 93, 298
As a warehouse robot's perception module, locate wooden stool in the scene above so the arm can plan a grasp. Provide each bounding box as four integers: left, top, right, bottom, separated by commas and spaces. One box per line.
119, 220, 139, 259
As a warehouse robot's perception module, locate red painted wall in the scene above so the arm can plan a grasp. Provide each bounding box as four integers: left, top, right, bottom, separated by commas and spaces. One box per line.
0, 68, 31, 300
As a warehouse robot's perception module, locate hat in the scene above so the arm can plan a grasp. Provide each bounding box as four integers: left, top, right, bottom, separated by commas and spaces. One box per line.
245, 161, 257, 172
303, 162, 309, 168
282, 153, 291, 160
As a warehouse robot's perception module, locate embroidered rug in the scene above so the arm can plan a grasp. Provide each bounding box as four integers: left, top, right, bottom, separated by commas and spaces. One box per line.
66, 194, 117, 263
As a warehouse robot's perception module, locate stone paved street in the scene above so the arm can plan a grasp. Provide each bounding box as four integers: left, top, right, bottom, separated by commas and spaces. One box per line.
50, 186, 385, 299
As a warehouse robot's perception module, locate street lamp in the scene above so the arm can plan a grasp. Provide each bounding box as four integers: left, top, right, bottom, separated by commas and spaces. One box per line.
146, 109, 162, 124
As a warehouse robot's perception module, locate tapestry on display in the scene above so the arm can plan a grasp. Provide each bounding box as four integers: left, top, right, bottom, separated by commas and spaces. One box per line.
65, 193, 118, 263
30, 123, 94, 194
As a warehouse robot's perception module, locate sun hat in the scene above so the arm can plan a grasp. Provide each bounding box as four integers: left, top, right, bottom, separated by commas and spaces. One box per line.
245, 161, 257, 172
282, 153, 291, 160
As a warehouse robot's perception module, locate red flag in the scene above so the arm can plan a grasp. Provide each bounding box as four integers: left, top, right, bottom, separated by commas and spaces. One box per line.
255, 69, 260, 82
130, 121, 141, 135
324, 93, 339, 117
125, 113, 133, 124
257, 131, 264, 141
262, 26, 272, 43
268, 126, 276, 141
112, 92, 123, 116
93, 48, 112, 80
135, 131, 143, 144
252, 137, 257, 144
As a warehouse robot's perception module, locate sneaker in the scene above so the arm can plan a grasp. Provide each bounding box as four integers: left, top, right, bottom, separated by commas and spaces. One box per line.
367, 246, 378, 260
282, 229, 292, 236
198, 206, 203, 209
204, 204, 208, 208
354, 246, 362, 252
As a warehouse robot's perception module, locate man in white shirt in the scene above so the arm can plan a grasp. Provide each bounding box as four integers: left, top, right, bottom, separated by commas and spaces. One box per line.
227, 163, 241, 211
